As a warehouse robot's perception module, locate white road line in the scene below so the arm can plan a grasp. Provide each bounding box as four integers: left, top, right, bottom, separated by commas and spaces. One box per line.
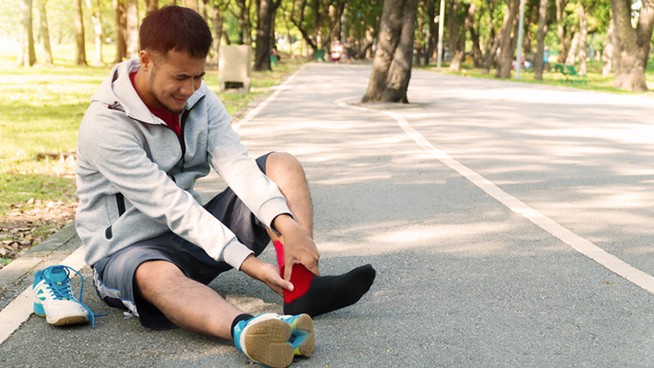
0, 245, 87, 345
340, 98, 654, 295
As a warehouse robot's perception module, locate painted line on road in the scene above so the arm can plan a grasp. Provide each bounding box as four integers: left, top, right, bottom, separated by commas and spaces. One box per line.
232, 64, 307, 132
339, 98, 654, 295
0, 244, 87, 345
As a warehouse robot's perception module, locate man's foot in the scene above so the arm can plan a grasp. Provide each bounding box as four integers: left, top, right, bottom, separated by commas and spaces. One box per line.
33, 265, 92, 326
273, 240, 377, 317
233, 313, 314, 367
283, 264, 377, 317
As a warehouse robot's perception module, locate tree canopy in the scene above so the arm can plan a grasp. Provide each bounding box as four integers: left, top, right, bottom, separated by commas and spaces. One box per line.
2, 0, 652, 92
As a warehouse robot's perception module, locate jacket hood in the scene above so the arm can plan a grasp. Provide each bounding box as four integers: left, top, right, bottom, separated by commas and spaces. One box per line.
90, 58, 207, 125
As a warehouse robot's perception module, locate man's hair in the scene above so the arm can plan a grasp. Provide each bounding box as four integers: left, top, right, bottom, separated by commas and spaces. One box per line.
140, 5, 213, 59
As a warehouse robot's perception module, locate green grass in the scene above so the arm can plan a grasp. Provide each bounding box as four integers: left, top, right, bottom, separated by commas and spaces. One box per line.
428, 59, 654, 95
0, 43, 305, 216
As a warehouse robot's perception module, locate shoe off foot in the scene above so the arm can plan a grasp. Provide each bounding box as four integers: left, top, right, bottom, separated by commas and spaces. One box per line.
233, 313, 315, 367
33, 265, 92, 326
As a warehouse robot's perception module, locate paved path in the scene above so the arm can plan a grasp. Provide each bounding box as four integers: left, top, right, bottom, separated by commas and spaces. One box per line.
2, 63, 654, 367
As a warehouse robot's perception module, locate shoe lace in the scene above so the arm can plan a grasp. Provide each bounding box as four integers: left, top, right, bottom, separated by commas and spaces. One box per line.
42, 265, 104, 328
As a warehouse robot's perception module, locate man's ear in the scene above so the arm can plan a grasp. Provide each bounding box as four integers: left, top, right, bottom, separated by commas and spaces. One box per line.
139, 50, 152, 71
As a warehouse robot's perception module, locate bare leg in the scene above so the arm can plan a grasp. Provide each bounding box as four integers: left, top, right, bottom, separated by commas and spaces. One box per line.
265, 152, 314, 238
262, 152, 376, 318
135, 260, 241, 339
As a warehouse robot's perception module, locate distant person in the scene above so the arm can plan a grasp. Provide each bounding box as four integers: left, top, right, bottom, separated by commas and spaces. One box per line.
330, 39, 343, 63
271, 44, 282, 64
33, 6, 376, 368
543, 46, 550, 71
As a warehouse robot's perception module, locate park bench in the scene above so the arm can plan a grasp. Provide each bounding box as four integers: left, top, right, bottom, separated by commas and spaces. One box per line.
553, 63, 585, 83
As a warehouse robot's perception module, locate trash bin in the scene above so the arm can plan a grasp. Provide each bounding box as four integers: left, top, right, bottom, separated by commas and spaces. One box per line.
219, 45, 252, 92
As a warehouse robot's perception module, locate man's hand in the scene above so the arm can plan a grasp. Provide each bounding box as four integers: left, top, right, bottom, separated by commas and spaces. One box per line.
273, 214, 320, 281
240, 255, 293, 296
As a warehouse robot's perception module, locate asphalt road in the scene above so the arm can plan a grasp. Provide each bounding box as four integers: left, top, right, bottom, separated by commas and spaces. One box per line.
1, 63, 654, 367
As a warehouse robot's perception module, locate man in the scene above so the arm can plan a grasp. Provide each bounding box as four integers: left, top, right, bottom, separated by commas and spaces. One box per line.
34, 5, 376, 368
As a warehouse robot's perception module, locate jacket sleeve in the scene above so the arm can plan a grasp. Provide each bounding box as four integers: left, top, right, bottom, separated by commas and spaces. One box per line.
77, 105, 254, 269
203, 89, 294, 231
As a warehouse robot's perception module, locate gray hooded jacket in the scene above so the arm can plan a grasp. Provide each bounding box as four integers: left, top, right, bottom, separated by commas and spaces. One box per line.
76, 59, 291, 269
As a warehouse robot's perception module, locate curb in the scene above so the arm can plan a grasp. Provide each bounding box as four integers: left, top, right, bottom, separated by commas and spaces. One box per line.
0, 221, 80, 292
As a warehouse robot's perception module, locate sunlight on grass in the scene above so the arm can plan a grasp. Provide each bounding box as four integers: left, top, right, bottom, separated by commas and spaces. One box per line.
428, 59, 654, 95
0, 42, 305, 217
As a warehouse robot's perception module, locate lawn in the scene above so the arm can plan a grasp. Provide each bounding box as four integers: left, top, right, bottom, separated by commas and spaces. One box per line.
0, 46, 305, 216
0, 43, 305, 265
429, 59, 654, 95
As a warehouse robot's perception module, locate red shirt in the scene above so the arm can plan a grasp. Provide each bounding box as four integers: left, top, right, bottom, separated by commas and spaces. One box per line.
129, 72, 182, 140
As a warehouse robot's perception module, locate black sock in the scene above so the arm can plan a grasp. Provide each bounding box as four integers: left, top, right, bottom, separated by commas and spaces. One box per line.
284, 264, 376, 317
230, 313, 254, 340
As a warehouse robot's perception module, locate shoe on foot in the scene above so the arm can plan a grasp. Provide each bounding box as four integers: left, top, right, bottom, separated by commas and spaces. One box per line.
277, 313, 315, 358
33, 265, 93, 327
233, 313, 314, 367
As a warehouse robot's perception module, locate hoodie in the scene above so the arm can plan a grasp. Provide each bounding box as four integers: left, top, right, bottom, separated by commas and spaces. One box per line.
76, 58, 291, 269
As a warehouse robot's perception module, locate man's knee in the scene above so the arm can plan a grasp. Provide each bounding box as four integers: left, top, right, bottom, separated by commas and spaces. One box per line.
266, 152, 306, 183
135, 260, 184, 295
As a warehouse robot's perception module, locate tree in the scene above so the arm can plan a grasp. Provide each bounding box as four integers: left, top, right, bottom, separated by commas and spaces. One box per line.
610, 0, 654, 92
74, 0, 87, 65
495, 0, 520, 78
447, 0, 469, 71
37, 0, 53, 65
18, 0, 37, 67
534, 0, 549, 79
125, 0, 139, 58
254, 0, 281, 71
362, 0, 419, 103
114, 0, 127, 62
86, 0, 104, 66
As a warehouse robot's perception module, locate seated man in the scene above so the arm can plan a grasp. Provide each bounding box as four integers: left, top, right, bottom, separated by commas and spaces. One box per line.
48, 5, 375, 368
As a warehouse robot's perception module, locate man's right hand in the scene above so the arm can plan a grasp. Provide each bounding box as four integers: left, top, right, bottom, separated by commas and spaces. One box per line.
239, 254, 294, 297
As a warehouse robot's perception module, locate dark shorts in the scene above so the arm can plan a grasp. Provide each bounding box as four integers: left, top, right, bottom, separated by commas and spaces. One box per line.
92, 154, 272, 330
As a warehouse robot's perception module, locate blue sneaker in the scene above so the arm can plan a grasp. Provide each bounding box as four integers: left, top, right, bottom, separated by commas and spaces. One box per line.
33, 265, 95, 327
277, 313, 314, 357
233, 313, 314, 367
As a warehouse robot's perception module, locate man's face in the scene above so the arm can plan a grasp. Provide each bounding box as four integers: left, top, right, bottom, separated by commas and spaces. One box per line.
141, 49, 206, 114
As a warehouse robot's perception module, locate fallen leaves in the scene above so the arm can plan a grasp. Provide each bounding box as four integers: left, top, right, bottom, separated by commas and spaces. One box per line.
0, 199, 77, 269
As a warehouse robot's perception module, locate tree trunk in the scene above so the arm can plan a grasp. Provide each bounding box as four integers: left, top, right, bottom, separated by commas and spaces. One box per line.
114, 0, 127, 63
236, 0, 253, 45
426, 0, 437, 65
182, 0, 198, 12
125, 0, 139, 58
483, 0, 498, 72
602, 15, 614, 77
495, 0, 520, 78
254, 0, 280, 71
610, 0, 654, 92
447, 0, 468, 71
208, 2, 223, 66
555, 0, 574, 64
18, 0, 37, 67
361, 0, 419, 104
466, 3, 483, 67
74, 0, 87, 66
146, 0, 158, 13
86, 0, 104, 66
576, 2, 588, 75
37, 0, 53, 65
534, 0, 548, 80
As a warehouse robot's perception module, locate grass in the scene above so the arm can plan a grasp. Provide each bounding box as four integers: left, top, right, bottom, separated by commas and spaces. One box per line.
0, 43, 306, 217
426, 59, 654, 95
